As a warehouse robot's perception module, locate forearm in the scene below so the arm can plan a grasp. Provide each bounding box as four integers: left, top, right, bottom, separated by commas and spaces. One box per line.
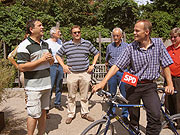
18, 58, 44, 72
163, 66, 173, 87
92, 53, 100, 65
101, 65, 119, 85
8, 57, 18, 69
56, 55, 65, 67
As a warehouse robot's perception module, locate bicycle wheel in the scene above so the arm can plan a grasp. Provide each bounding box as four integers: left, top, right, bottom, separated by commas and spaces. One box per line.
160, 113, 180, 135
81, 119, 114, 135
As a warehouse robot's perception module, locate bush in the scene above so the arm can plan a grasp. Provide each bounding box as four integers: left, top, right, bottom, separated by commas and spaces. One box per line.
0, 59, 16, 103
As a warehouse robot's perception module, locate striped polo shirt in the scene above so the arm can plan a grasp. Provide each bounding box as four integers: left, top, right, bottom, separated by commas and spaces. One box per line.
17, 37, 51, 91
115, 38, 173, 81
56, 38, 99, 72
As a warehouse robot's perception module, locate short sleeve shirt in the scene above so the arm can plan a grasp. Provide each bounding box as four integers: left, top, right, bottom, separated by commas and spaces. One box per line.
56, 38, 99, 72
17, 37, 51, 91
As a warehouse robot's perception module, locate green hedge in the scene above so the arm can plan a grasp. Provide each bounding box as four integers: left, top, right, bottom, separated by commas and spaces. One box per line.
0, 59, 16, 103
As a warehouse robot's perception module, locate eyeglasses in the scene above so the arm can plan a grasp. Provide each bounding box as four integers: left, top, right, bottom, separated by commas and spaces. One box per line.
73, 31, 81, 35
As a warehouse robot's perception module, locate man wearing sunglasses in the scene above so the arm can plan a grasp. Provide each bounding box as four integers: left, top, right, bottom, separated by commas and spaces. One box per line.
56, 25, 99, 124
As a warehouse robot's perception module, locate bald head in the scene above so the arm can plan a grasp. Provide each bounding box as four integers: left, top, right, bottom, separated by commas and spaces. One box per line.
112, 27, 123, 46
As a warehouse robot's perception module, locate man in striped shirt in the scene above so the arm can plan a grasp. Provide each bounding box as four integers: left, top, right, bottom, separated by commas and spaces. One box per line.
92, 20, 174, 135
56, 25, 99, 124
17, 19, 54, 135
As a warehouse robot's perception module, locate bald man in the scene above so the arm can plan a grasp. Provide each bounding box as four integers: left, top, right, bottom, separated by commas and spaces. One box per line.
105, 28, 129, 123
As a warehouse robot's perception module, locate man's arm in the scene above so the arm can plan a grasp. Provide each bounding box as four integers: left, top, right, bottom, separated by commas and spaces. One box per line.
8, 46, 18, 69
18, 52, 53, 72
87, 53, 100, 73
162, 66, 174, 94
92, 65, 119, 92
55, 54, 71, 74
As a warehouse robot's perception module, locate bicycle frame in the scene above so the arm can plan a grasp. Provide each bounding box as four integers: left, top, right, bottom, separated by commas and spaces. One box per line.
94, 89, 179, 135
101, 100, 144, 135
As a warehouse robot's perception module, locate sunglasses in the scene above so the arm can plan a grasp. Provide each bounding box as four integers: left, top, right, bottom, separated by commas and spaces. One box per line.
73, 31, 81, 35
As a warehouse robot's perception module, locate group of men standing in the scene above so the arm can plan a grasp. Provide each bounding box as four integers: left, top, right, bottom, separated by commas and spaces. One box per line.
10, 18, 179, 135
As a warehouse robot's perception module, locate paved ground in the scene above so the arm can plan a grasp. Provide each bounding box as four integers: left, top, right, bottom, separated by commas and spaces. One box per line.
0, 88, 174, 135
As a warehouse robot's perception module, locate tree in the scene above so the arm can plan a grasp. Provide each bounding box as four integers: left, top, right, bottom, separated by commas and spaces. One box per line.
140, 0, 180, 39
96, 0, 139, 32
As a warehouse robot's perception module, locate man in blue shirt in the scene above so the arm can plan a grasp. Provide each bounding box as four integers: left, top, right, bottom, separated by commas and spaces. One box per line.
105, 27, 129, 123
92, 20, 174, 135
56, 25, 99, 124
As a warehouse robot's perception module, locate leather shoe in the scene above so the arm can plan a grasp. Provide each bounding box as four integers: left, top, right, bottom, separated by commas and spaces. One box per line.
66, 117, 74, 124
81, 114, 94, 122
55, 105, 64, 111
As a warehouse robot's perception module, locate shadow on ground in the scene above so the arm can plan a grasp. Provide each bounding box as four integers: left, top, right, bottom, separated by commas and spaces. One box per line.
0, 107, 27, 135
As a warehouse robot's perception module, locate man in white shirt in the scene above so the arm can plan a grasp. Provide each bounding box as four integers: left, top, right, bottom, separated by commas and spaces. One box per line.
45, 27, 64, 113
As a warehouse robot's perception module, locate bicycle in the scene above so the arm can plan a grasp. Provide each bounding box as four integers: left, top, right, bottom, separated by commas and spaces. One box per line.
81, 88, 180, 135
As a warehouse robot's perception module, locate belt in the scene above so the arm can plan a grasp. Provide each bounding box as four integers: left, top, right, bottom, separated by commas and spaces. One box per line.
53, 63, 59, 66
138, 80, 153, 84
172, 76, 180, 79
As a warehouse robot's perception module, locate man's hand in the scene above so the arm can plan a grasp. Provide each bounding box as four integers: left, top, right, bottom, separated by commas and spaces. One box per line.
62, 65, 71, 74
42, 52, 53, 62
92, 81, 106, 93
87, 65, 94, 73
165, 85, 174, 95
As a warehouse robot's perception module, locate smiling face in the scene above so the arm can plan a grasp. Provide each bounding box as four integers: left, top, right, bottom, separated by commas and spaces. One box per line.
134, 22, 148, 42
170, 33, 180, 46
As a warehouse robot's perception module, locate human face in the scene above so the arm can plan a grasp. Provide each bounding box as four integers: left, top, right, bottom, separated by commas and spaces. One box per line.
112, 30, 122, 45
30, 21, 44, 37
72, 28, 81, 41
134, 22, 148, 42
53, 29, 61, 39
170, 33, 180, 46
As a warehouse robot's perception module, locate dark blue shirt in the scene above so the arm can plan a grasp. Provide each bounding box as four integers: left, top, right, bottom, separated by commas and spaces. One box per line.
115, 38, 173, 81
106, 42, 128, 67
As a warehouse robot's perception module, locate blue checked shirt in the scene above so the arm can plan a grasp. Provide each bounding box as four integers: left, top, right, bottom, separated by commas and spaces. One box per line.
106, 42, 128, 67
115, 38, 173, 81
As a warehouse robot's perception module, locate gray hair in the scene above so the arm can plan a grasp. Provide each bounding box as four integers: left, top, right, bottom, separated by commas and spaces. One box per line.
112, 27, 123, 34
170, 27, 180, 36
50, 27, 57, 37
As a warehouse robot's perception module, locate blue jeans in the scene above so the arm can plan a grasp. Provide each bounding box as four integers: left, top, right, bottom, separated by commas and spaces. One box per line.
50, 64, 63, 105
108, 70, 129, 118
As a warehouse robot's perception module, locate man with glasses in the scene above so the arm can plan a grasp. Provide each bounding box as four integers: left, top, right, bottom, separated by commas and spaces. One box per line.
165, 27, 180, 128
45, 27, 64, 118
56, 25, 100, 124
105, 27, 129, 123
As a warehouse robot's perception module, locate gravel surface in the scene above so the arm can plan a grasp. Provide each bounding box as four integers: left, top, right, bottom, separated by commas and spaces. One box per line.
0, 88, 174, 135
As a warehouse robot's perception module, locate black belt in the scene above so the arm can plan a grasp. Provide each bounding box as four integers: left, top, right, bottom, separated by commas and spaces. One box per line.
53, 63, 59, 66
172, 76, 180, 79
138, 80, 153, 84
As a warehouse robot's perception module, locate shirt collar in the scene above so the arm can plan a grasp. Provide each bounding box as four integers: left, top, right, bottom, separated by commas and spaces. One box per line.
134, 38, 155, 50
27, 36, 43, 45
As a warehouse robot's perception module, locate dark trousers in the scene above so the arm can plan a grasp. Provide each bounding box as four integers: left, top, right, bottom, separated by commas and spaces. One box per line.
126, 83, 161, 135
165, 77, 180, 128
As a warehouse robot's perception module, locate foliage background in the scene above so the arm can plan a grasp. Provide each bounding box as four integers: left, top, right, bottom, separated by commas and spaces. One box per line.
0, 0, 179, 100
0, 0, 179, 62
